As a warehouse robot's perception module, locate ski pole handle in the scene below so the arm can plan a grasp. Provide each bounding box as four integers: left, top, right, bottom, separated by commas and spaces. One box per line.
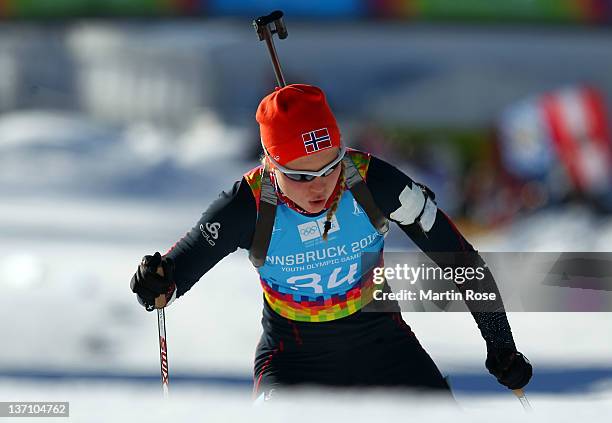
253, 10, 288, 87
154, 266, 168, 308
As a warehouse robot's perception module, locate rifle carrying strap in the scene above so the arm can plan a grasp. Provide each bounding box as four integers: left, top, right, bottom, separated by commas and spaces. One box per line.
248, 164, 278, 267
342, 156, 389, 236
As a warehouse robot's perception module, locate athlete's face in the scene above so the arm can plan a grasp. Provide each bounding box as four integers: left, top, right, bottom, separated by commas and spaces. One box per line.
273, 147, 342, 214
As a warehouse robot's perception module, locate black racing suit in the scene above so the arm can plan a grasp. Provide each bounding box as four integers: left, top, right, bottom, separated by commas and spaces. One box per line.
162, 155, 516, 398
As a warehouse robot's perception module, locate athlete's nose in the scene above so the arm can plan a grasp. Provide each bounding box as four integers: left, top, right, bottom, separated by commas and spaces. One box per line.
309, 176, 327, 193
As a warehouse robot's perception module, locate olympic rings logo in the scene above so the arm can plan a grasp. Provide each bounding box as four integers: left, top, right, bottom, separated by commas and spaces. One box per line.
300, 226, 320, 236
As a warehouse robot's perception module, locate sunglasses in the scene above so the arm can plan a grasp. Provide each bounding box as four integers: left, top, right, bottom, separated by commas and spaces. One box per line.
266, 146, 346, 182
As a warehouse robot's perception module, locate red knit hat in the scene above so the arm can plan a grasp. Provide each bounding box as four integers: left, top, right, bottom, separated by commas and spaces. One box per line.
256, 84, 341, 166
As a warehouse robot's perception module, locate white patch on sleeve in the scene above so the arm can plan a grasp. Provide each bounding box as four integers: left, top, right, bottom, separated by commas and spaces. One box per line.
390, 184, 426, 226
419, 197, 437, 232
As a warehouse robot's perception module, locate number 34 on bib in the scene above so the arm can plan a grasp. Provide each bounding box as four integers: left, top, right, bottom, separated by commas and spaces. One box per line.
286, 264, 359, 294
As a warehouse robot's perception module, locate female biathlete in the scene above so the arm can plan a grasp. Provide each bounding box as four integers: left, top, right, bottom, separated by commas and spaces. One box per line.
130, 84, 532, 402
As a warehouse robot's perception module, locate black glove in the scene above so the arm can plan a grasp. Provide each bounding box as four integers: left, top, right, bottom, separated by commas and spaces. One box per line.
486, 348, 532, 390
130, 252, 175, 311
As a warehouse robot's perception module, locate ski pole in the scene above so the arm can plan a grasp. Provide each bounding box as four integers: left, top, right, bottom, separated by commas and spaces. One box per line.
513, 388, 532, 411
253, 10, 288, 87
155, 267, 170, 398
157, 308, 169, 398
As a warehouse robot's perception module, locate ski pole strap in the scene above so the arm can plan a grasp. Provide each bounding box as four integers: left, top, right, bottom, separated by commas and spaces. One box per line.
342, 156, 389, 235
249, 165, 278, 267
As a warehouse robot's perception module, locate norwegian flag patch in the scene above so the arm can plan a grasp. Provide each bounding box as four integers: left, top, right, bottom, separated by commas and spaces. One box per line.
302, 128, 332, 154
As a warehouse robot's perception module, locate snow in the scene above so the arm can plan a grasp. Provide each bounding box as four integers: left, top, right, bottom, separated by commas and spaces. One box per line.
0, 110, 250, 197
1, 382, 611, 422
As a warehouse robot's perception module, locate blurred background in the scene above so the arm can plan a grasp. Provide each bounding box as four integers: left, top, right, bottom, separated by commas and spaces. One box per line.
1, 0, 612, 421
